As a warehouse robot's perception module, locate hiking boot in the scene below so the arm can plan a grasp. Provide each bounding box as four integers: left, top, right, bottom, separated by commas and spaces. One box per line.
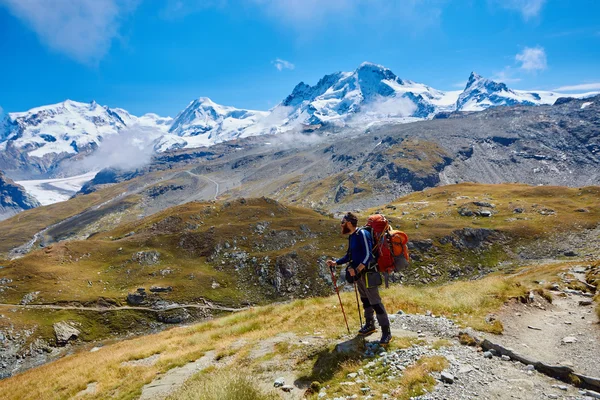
379, 326, 393, 345
358, 321, 376, 336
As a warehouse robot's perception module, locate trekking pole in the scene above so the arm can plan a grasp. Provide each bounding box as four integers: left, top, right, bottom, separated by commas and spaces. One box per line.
353, 281, 363, 327
329, 264, 351, 334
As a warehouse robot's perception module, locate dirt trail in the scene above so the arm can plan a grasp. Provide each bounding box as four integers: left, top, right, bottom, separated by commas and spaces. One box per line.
490, 269, 599, 377
0, 303, 246, 313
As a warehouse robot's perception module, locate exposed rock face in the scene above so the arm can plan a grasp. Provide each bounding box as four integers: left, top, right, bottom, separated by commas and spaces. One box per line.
53, 322, 80, 346
132, 251, 161, 265
440, 228, 505, 250
0, 171, 40, 220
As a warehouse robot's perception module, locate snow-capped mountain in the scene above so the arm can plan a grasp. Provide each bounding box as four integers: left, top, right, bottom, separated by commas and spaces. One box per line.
155, 97, 269, 151
272, 62, 460, 129
2, 62, 599, 181
456, 72, 569, 111
0, 100, 172, 178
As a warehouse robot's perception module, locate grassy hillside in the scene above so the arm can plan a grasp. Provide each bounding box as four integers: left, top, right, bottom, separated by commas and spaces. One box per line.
0, 259, 594, 400
0, 183, 598, 378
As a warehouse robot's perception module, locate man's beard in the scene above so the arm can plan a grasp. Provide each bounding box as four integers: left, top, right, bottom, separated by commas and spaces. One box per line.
342, 225, 352, 234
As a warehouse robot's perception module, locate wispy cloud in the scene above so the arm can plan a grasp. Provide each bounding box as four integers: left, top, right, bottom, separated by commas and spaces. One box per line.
492, 68, 522, 84
553, 83, 600, 92
491, 0, 545, 20
272, 58, 295, 71
516, 46, 547, 71
0, 0, 138, 65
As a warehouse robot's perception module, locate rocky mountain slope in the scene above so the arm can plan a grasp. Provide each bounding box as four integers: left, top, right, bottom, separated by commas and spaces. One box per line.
2, 63, 597, 181
0, 96, 597, 259
0, 100, 172, 179
0, 171, 40, 220
83, 95, 600, 213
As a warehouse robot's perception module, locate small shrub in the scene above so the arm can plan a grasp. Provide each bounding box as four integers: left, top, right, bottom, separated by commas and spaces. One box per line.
458, 332, 477, 346
535, 288, 553, 304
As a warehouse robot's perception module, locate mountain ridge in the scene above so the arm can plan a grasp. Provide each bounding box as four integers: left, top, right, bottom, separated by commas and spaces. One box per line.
1, 64, 598, 180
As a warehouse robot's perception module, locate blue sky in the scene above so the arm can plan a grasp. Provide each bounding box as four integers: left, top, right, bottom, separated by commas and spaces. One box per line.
0, 0, 599, 117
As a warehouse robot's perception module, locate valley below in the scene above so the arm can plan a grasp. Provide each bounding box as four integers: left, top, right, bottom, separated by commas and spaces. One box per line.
0, 95, 598, 400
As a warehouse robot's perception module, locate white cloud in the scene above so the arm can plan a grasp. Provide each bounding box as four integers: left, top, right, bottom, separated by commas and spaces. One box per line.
272, 58, 295, 71
0, 0, 138, 65
515, 46, 547, 72
553, 83, 600, 92
80, 125, 160, 171
361, 96, 417, 118
492, 0, 545, 20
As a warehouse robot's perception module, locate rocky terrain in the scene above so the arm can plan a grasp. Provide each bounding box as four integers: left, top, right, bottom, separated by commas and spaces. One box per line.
73, 95, 600, 218
0, 171, 40, 221
1, 63, 597, 181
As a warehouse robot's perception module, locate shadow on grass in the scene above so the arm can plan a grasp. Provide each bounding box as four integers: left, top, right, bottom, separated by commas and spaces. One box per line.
297, 336, 366, 384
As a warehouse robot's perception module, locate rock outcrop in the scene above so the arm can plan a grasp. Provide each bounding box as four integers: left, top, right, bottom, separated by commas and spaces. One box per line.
0, 171, 40, 220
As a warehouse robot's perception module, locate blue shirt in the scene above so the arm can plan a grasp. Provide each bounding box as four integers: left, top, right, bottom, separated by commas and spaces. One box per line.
336, 228, 373, 268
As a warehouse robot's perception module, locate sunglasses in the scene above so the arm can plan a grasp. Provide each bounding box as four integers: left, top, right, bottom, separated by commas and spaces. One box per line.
340, 219, 347, 225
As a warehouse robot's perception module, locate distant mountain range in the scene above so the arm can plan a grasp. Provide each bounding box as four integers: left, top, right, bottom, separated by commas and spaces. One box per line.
1, 62, 598, 179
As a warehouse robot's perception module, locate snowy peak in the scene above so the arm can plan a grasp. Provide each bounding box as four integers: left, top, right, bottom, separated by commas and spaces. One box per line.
169, 97, 268, 137
456, 72, 542, 111
277, 62, 448, 128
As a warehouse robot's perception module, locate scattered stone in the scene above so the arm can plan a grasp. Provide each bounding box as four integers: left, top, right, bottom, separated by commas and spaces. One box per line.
459, 365, 474, 374
525, 365, 535, 371
527, 326, 542, 331
127, 292, 146, 306
132, 250, 160, 265
561, 337, 577, 344
440, 371, 455, 384
274, 377, 285, 388
75, 382, 97, 397
281, 385, 294, 392
20, 291, 40, 305
53, 322, 80, 346
513, 208, 524, 214
501, 355, 511, 361
149, 286, 173, 293
478, 210, 493, 217
347, 373, 358, 379
564, 250, 578, 257
579, 300, 593, 306
483, 351, 493, 359
584, 389, 600, 399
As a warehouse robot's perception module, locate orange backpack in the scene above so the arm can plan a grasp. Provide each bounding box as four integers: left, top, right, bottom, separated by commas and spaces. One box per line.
365, 215, 410, 273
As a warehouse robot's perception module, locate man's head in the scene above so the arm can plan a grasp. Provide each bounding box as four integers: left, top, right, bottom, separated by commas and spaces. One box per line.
340, 212, 358, 235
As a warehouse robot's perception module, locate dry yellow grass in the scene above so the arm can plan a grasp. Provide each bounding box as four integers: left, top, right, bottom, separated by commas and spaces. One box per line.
0, 260, 583, 400
166, 368, 279, 400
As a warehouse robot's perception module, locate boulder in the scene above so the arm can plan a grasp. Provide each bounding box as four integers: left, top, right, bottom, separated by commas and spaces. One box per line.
149, 286, 173, 293
132, 251, 160, 265
53, 322, 80, 345
440, 371, 455, 384
127, 292, 147, 305
274, 377, 285, 388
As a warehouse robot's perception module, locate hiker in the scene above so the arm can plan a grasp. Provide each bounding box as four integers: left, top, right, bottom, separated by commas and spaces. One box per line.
326, 212, 392, 344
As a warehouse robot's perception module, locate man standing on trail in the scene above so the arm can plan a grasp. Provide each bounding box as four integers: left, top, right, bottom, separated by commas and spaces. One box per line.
327, 212, 392, 344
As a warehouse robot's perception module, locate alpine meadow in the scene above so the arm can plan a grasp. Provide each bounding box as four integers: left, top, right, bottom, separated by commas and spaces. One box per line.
0, 1, 599, 400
